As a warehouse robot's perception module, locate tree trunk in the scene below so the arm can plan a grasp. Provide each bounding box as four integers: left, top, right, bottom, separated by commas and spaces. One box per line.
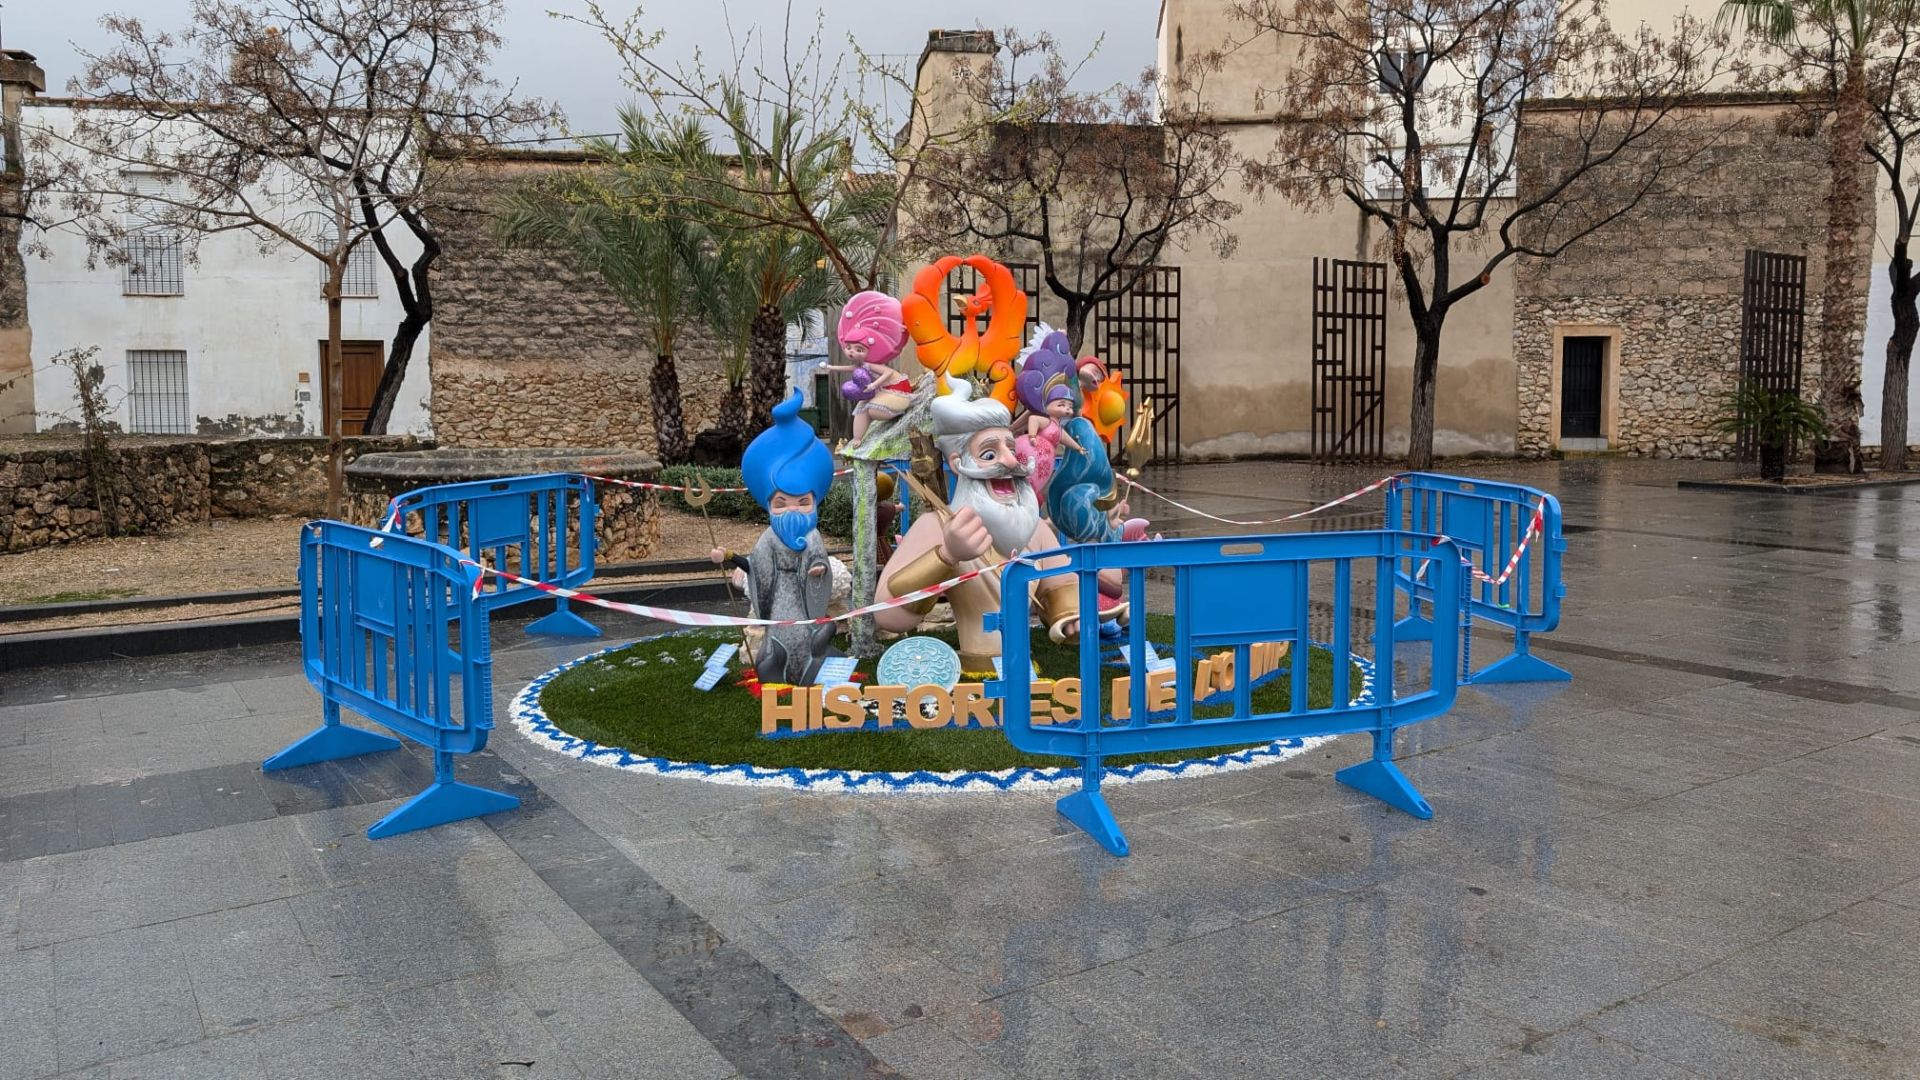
748, 305, 787, 432
325, 270, 345, 518
716, 379, 750, 446
363, 310, 424, 437
650, 352, 690, 464
1407, 315, 1444, 470
1883, 253, 1920, 471
1815, 52, 1873, 474
362, 204, 439, 438
1063, 300, 1092, 356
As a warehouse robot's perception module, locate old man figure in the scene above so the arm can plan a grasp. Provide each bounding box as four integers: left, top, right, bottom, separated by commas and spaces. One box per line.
873, 381, 1084, 677
710, 391, 838, 685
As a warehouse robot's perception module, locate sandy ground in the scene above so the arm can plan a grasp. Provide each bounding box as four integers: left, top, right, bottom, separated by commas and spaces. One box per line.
0, 509, 772, 624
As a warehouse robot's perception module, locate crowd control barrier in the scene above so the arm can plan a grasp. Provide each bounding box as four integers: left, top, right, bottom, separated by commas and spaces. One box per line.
264, 521, 517, 838
1387, 472, 1569, 685
988, 531, 1466, 856
384, 472, 600, 638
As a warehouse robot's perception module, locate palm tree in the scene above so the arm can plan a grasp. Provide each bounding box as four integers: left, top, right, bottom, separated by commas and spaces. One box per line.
1719, 0, 1902, 473
705, 83, 875, 429
493, 114, 716, 464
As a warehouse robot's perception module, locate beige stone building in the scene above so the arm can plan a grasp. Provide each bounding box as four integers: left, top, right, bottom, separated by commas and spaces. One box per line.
896, 1, 1907, 462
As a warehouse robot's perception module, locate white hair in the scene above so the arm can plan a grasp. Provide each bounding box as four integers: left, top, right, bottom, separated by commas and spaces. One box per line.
951, 473, 1042, 556
931, 379, 1011, 460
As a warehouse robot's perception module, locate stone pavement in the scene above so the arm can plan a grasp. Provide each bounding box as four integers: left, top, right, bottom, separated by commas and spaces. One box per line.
5, 459, 1920, 1078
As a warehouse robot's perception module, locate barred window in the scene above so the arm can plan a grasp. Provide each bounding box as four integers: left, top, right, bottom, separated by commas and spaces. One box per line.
126, 350, 192, 434
121, 233, 185, 296
319, 236, 381, 298
122, 172, 185, 297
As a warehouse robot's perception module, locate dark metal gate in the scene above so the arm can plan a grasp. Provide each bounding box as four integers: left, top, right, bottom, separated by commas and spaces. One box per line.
1311, 257, 1388, 463
1093, 266, 1182, 463
1737, 249, 1808, 458
1560, 337, 1605, 439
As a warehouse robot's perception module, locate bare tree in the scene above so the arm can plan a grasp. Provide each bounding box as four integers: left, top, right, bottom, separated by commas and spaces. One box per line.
899, 31, 1242, 354
1868, 2, 1920, 468
28, 1, 548, 507
567, 2, 947, 299
1231, 0, 1731, 468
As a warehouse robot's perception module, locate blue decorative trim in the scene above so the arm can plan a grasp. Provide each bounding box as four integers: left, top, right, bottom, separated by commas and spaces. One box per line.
509, 629, 1375, 795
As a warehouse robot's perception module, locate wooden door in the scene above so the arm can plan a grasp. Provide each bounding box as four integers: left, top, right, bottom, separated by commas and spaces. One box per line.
319, 340, 386, 436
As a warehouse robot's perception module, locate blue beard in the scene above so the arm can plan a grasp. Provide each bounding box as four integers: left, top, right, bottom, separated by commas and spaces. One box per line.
770, 509, 818, 552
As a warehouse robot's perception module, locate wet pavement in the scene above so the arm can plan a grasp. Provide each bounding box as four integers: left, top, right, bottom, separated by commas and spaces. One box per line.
5, 458, 1920, 1078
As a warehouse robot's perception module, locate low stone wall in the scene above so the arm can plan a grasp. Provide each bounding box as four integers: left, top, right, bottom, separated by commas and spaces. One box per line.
206, 436, 432, 519
2, 441, 211, 552
1, 435, 432, 553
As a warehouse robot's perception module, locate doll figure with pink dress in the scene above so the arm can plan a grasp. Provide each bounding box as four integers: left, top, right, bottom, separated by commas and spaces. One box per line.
823, 291, 915, 445
1011, 328, 1086, 501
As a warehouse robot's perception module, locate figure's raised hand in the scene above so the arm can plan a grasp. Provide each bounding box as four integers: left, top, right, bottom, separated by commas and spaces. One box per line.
709, 546, 727, 565
939, 507, 993, 564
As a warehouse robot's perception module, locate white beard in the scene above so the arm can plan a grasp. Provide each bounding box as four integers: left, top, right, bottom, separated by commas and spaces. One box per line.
951, 473, 1042, 557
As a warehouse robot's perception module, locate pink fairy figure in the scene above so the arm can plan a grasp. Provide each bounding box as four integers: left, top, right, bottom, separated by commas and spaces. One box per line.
823, 291, 913, 444
1011, 327, 1085, 500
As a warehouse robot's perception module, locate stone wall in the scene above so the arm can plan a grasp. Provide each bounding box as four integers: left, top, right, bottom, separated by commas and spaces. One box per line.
207, 436, 432, 518
426, 157, 729, 455
1513, 96, 1865, 458
2, 440, 210, 552
1, 435, 430, 552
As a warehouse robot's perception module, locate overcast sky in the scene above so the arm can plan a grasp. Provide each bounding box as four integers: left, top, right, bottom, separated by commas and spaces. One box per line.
7, 0, 1161, 140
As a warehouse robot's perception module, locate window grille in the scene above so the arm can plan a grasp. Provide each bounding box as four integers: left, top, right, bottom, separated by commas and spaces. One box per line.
121, 233, 185, 296
320, 237, 382, 298
126, 350, 192, 434
121, 172, 185, 296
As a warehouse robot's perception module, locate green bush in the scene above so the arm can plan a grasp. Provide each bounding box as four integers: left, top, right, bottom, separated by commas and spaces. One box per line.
658, 463, 855, 540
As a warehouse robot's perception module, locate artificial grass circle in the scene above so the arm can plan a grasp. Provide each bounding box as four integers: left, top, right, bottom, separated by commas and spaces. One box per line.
531, 614, 1357, 776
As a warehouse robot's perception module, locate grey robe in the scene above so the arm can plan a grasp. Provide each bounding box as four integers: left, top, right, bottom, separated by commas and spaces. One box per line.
746, 526, 837, 685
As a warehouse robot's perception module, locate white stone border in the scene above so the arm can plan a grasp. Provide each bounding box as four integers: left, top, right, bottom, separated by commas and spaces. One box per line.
508, 631, 1373, 794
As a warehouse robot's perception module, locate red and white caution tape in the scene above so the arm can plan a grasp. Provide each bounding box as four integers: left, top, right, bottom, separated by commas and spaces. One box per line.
1469, 503, 1545, 587
1415, 502, 1545, 589
584, 467, 858, 498
456, 555, 1028, 627
1119, 473, 1399, 527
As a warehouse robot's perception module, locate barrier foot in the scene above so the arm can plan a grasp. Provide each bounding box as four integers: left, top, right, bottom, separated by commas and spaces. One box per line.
1470, 650, 1572, 685
1336, 759, 1433, 820
367, 780, 520, 839
527, 605, 601, 639
1393, 615, 1435, 642
1056, 789, 1130, 856
263, 723, 400, 771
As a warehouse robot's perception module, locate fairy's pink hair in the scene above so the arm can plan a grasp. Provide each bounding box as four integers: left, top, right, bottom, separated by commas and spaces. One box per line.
836, 291, 909, 364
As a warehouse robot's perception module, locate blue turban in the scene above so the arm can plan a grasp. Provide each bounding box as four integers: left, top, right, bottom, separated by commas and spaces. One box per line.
741, 390, 835, 509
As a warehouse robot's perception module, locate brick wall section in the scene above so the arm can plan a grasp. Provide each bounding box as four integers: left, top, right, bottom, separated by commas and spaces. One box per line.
1513, 98, 1865, 458
427, 159, 729, 453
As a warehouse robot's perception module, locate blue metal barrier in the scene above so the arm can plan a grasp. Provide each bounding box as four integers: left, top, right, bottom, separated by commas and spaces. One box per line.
1387, 472, 1570, 685
264, 521, 518, 838
385, 472, 600, 638
987, 531, 1465, 856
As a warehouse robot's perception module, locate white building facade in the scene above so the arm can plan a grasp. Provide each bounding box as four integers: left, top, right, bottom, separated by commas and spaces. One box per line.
3, 66, 433, 439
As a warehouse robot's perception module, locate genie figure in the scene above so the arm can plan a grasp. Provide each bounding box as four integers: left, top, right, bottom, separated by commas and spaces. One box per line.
1046, 414, 1126, 546
711, 391, 838, 685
